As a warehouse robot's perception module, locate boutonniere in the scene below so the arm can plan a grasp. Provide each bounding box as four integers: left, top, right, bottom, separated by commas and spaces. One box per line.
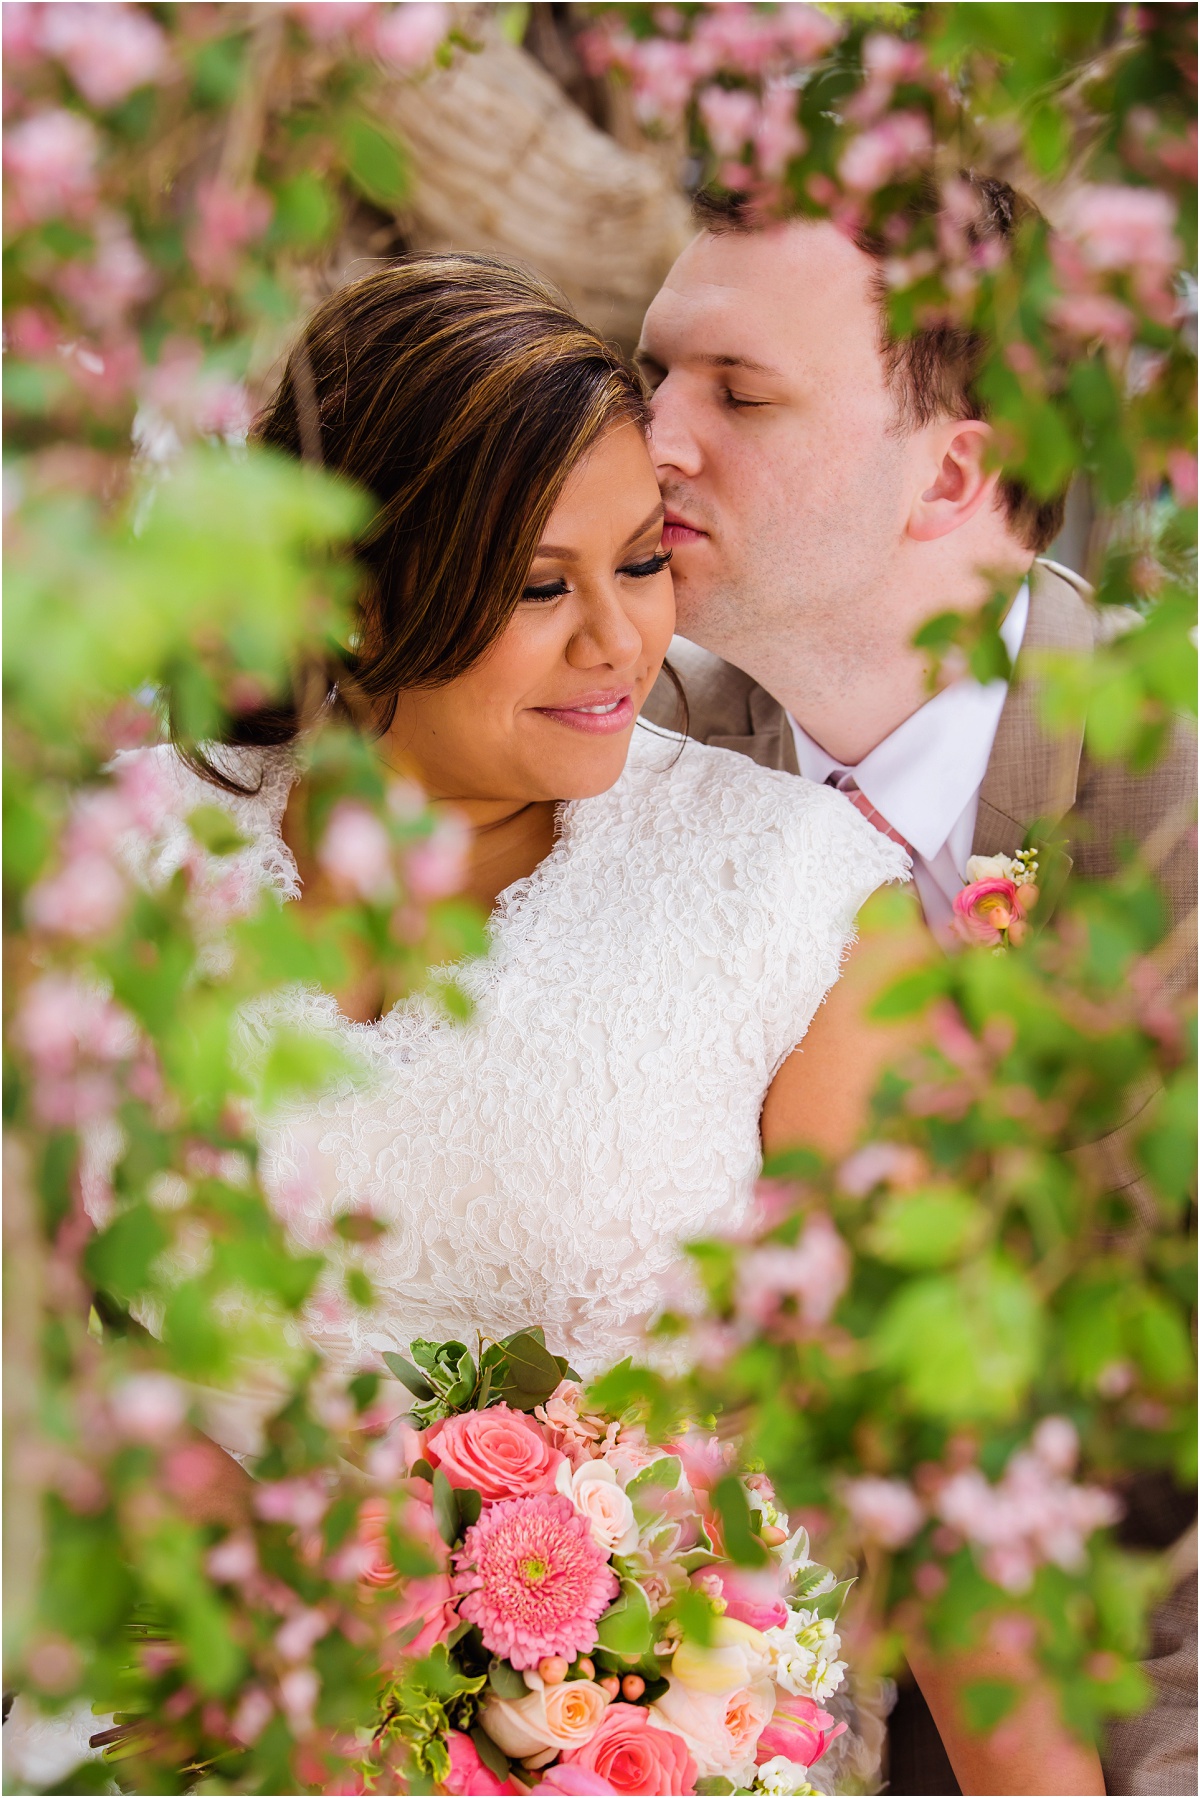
952, 849, 1040, 947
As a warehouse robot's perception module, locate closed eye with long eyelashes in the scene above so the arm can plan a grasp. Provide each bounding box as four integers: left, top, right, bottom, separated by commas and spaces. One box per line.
521, 546, 671, 602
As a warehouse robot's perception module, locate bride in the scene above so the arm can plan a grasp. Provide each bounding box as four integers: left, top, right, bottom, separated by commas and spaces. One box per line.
103, 256, 1099, 1797
120, 252, 909, 1417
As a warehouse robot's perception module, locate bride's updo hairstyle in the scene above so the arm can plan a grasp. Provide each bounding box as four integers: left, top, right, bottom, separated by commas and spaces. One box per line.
193, 254, 650, 787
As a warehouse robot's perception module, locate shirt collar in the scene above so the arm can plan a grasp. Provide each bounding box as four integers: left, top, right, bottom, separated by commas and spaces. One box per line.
790, 581, 1030, 863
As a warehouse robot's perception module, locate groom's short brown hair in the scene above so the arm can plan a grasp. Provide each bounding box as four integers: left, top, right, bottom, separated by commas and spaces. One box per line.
692, 173, 1067, 555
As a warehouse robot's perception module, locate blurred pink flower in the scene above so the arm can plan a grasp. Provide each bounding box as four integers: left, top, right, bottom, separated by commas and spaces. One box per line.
703, 1564, 788, 1632
1030, 1415, 1078, 1476
839, 110, 932, 194
278, 1664, 318, 1734
755, 82, 805, 178
405, 811, 469, 900
41, 3, 169, 109
275, 1606, 331, 1662
837, 1140, 925, 1196
206, 1532, 258, 1585
531, 1767, 619, 1796
292, 2, 377, 43
319, 799, 396, 903
26, 851, 129, 939
4, 107, 98, 223
1049, 292, 1135, 346
1060, 183, 1179, 276
187, 179, 272, 286
230, 1686, 274, 1747
370, 3, 449, 70
13, 973, 136, 1126
110, 1372, 188, 1443
842, 1476, 925, 1550
776, 4, 842, 65
254, 1475, 331, 1533
1167, 448, 1197, 507
735, 1213, 850, 1330
55, 212, 157, 331
699, 85, 759, 158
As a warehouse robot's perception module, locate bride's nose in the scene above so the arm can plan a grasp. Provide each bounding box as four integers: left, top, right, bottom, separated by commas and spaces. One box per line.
566, 585, 644, 672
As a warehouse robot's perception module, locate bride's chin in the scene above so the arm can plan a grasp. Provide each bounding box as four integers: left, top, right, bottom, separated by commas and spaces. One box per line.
535, 732, 638, 801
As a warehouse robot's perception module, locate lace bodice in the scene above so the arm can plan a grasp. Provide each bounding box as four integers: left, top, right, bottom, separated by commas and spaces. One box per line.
116, 728, 907, 1403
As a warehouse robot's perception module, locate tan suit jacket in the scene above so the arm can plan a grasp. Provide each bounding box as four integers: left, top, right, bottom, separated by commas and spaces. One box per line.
644, 557, 1198, 1797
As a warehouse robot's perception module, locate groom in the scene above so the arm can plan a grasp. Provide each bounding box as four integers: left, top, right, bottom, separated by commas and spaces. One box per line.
640, 175, 1196, 1796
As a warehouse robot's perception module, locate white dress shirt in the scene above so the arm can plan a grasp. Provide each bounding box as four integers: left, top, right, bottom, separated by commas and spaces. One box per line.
789, 583, 1030, 932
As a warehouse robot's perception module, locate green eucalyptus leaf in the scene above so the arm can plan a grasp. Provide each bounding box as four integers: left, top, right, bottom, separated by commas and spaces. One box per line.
431, 1469, 461, 1547
382, 1352, 436, 1401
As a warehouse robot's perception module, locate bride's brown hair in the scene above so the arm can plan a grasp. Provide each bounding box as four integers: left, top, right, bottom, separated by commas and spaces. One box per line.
188, 254, 652, 788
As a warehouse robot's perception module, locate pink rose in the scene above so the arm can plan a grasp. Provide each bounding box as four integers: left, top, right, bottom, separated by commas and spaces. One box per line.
562, 1705, 696, 1796
443, 1728, 514, 1796
424, 1404, 565, 1502
531, 1768, 618, 1795
755, 1691, 848, 1768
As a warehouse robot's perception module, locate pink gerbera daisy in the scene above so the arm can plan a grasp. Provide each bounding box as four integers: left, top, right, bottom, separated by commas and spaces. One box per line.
452, 1493, 618, 1670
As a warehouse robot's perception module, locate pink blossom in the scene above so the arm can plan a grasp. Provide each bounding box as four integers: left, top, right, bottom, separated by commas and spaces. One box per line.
443, 1728, 515, 1797
55, 212, 157, 332
109, 1373, 188, 1443
1049, 292, 1135, 346
404, 810, 470, 901
627, 37, 703, 126
934, 1439, 1121, 1595
1030, 1415, 1079, 1476
842, 1476, 925, 1550
41, 3, 169, 110
275, 1607, 330, 1662
26, 851, 129, 939
187, 179, 273, 287
1060, 183, 1179, 276
735, 1214, 850, 1330
230, 1686, 273, 1747
2, 3, 43, 67
4, 108, 98, 223
369, 3, 449, 70
254, 1475, 330, 1533
13, 972, 135, 1123
452, 1493, 618, 1669
951, 876, 1033, 947
755, 82, 805, 179
206, 1532, 258, 1585
698, 86, 759, 158
291, 2, 377, 43
839, 110, 932, 195
776, 4, 842, 65
1167, 449, 1197, 507
837, 1141, 925, 1196
278, 1664, 319, 1734
319, 799, 396, 903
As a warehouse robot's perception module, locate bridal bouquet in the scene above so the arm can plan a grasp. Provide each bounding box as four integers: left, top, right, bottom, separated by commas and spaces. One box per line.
363, 1331, 852, 1798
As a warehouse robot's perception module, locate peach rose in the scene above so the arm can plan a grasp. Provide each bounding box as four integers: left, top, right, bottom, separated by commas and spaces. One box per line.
423, 1404, 564, 1501
650, 1676, 774, 1780
482, 1673, 610, 1761
556, 1459, 638, 1556
561, 1704, 696, 1795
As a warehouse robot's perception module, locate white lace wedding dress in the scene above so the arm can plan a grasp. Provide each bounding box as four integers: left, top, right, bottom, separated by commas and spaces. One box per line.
119, 725, 907, 1408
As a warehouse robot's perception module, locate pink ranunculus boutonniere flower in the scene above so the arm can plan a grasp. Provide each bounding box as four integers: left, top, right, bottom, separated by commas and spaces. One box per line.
951, 850, 1040, 948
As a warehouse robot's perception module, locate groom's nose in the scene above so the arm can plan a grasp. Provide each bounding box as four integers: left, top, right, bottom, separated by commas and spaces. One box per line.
648, 378, 704, 481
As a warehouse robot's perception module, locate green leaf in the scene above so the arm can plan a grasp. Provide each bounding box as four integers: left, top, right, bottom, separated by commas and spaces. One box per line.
431, 1469, 461, 1547
487, 1659, 529, 1700
458, 1487, 483, 1529
494, 1329, 564, 1411
626, 1456, 683, 1504
470, 1725, 512, 1782
382, 1351, 436, 1400
339, 116, 409, 209
84, 1204, 168, 1302
865, 1188, 987, 1268
870, 963, 949, 1020
673, 1584, 718, 1646
963, 1678, 1018, 1733
596, 1580, 655, 1656
694, 1780, 736, 1796
713, 1475, 769, 1568
875, 1257, 1042, 1422
811, 1577, 855, 1622
186, 803, 249, 856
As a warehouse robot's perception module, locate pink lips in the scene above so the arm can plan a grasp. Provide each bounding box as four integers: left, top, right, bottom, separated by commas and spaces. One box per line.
662, 510, 707, 546
532, 691, 635, 735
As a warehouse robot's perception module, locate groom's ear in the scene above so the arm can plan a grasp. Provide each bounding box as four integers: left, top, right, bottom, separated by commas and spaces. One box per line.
906, 419, 999, 542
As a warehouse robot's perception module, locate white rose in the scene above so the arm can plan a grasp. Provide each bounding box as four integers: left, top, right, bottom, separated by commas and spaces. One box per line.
648, 1674, 774, 1780
965, 853, 1017, 884
555, 1457, 638, 1556
481, 1673, 609, 1762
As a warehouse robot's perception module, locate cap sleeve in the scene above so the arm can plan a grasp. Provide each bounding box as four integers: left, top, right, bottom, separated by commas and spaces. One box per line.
764, 779, 911, 1073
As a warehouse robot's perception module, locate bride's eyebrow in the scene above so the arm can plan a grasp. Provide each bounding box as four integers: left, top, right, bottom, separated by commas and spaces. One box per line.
533, 502, 665, 560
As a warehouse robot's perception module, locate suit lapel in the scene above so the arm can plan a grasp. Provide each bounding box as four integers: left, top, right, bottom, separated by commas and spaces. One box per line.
973, 561, 1092, 882
710, 683, 800, 774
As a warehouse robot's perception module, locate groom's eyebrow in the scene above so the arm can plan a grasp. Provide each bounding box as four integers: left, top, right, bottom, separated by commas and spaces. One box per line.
698, 352, 781, 376
534, 502, 664, 561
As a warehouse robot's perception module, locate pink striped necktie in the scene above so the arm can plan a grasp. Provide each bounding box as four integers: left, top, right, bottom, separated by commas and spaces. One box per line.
825, 771, 913, 855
